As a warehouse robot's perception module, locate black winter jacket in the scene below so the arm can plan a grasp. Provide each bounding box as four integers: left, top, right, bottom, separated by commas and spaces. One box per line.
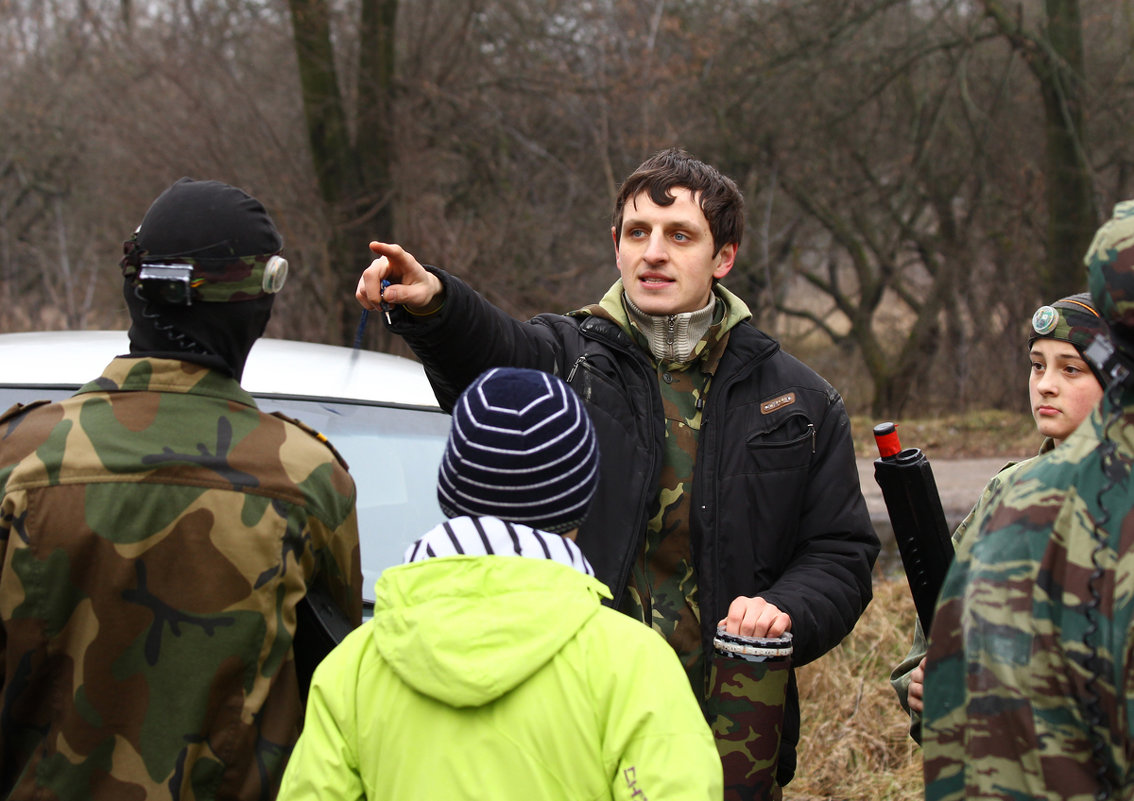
393, 269, 880, 784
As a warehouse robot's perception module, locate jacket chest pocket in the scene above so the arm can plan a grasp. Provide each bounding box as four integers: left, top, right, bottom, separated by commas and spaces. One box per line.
566, 353, 632, 411
745, 412, 815, 474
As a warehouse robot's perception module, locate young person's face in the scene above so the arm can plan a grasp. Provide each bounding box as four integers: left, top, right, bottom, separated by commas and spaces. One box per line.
1028, 338, 1104, 444
612, 187, 736, 316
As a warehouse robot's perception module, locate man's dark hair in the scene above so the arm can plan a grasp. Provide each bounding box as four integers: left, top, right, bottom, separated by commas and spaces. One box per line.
611, 147, 744, 256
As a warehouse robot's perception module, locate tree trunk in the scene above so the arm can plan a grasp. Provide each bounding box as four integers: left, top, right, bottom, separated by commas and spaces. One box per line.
287, 0, 397, 345
982, 0, 1097, 301
1039, 0, 1096, 301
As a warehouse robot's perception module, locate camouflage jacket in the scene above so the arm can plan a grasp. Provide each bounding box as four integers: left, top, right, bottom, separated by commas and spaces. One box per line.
922, 406, 1134, 800
0, 357, 362, 801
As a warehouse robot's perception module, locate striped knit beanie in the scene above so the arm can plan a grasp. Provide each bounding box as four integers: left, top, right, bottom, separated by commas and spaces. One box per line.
437, 367, 600, 534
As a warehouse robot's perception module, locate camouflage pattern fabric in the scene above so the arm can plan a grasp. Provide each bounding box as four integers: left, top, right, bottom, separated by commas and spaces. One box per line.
889, 445, 1046, 744
0, 357, 362, 801
1086, 199, 1134, 330
617, 307, 784, 800
1029, 293, 1107, 353
922, 404, 1134, 800
706, 643, 790, 801
121, 234, 287, 304
617, 312, 727, 696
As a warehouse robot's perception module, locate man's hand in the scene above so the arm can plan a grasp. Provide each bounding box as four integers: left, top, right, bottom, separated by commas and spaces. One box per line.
356, 242, 444, 314
908, 657, 926, 714
718, 596, 792, 639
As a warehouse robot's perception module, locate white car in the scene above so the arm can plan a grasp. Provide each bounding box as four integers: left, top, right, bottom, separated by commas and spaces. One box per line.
0, 330, 451, 612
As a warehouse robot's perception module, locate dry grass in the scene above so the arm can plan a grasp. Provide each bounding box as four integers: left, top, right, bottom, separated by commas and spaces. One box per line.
850, 410, 1037, 460
787, 576, 923, 801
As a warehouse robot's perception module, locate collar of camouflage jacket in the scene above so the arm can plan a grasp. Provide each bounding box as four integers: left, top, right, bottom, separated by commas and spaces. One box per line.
76, 356, 258, 408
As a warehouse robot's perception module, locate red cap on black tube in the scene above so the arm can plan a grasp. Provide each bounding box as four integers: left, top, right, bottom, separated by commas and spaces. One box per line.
873, 421, 902, 459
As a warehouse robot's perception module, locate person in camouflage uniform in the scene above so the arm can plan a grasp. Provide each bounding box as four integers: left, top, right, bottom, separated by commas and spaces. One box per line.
921, 199, 1134, 800
889, 292, 1107, 743
0, 178, 362, 801
354, 148, 879, 798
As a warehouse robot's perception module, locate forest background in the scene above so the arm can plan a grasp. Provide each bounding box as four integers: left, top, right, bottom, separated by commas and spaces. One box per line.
3, 0, 1133, 419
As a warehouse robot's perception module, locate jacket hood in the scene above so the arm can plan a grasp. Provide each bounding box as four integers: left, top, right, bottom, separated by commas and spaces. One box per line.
371, 544, 612, 708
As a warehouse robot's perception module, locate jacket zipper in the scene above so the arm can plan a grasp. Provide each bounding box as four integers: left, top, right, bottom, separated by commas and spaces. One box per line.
576, 319, 661, 606
566, 354, 587, 384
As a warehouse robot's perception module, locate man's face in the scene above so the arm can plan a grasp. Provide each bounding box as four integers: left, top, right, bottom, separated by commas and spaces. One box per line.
1028, 338, 1103, 444
613, 187, 736, 316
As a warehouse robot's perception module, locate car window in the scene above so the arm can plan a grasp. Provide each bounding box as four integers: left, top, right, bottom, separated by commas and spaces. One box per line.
0, 386, 450, 610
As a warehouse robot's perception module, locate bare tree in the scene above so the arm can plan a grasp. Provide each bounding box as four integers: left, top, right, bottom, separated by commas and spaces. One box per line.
658, 0, 1124, 416
286, 0, 396, 345
981, 0, 1098, 302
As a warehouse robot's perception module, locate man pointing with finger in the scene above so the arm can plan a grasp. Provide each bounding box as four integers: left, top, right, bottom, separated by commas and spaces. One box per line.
356, 148, 878, 797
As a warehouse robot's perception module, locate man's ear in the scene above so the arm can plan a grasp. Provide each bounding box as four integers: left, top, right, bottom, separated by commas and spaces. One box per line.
713, 243, 738, 279
611, 226, 621, 270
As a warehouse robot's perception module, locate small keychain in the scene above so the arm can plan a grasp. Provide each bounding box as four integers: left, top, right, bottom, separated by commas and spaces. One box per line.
380, 279, 392, 325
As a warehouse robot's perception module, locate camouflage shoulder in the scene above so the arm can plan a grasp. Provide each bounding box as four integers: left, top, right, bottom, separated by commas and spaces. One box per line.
566, 302, 603, 320
0, 399, 52, 425
269, 411, 350, 471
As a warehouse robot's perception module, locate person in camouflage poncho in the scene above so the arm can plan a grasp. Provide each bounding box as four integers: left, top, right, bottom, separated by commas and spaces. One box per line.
0, 179, 362, 801
922, 200, 1134, 800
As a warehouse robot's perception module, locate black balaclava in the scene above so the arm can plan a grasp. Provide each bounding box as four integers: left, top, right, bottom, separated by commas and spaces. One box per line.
123, 178, 283, 382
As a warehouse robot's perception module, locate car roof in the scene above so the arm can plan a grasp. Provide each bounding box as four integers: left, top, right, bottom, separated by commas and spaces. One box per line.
0, 330, 442, 408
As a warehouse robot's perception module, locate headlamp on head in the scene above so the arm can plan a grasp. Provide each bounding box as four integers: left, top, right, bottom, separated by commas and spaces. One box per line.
137, 263, 194, 306
122, 233, 288, 306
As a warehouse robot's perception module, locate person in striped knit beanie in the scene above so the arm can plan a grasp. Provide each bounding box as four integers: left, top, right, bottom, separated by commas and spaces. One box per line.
279, 367, 722, 801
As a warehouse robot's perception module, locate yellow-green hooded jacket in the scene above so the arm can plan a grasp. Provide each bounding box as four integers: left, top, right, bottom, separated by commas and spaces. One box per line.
278, 515, 722, 800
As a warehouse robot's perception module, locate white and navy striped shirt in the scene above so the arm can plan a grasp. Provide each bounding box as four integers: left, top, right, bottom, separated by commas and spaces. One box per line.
403, 516, 595, 577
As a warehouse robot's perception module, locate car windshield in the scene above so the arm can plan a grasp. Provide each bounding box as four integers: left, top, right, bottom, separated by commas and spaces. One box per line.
0, 387, 451, 611
257, 396, 450, 605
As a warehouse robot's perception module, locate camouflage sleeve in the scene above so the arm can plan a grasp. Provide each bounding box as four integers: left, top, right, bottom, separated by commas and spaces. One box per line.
922, 432, 1124, 800
277, 629, 367, 801
270, 411, 363, 625
889, 622, 927, 742
0, 478, 12, 693
309, 503, 363, 627
889, 497, 975, 742
0, 402, 61, 695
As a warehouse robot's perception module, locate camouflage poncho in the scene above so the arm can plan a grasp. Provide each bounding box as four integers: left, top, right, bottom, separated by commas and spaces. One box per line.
922, 402, 1134, 800
0, 357, 361, 801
